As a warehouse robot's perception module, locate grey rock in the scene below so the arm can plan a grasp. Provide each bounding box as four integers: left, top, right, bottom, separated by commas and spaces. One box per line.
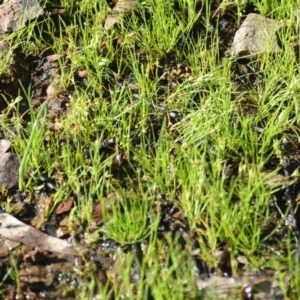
0, 139, 11, 153
0, 139, 19, 189
231, 13, 281, 57
0, 0, 44, 35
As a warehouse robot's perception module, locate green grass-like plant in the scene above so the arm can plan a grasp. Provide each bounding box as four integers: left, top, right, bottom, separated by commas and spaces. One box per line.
0, 0, 300, 298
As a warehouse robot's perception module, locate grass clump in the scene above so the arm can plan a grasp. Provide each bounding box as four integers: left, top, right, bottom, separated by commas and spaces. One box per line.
0, 0, 300, 298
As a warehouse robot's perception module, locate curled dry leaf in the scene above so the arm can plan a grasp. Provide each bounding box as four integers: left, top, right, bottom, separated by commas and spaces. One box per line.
0, 0, 44, 35
104, 0, 138, 30
196, 270, 281, 298
55, 197, 74, 215
0, 210, 85, 256
45, 53, 62, 62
